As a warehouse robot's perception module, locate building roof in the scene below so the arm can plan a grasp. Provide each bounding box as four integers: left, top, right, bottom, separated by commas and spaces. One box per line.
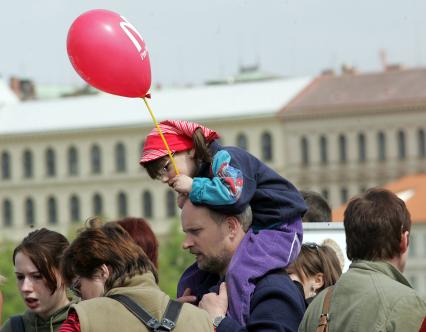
332, 174, 426, 224
279, 67, 426, 118
0, 77, 311, 135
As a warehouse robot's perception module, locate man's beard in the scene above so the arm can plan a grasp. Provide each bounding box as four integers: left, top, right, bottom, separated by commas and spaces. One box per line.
197, 250, 232, 275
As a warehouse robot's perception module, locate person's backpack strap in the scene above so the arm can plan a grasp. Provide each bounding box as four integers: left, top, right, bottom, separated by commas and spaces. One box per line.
10, 315, 25, 332
160, 299, 183, 331
108, 294, 182, 331
316, 286, 334, 332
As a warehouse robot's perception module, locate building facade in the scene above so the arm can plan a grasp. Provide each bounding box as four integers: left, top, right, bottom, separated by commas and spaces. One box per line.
280, 68, 426, 208
0, 77, 310, 240
1, 68, 425, 296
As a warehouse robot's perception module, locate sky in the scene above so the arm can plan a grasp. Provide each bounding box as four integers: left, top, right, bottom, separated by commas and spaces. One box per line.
1, 0, 426, 87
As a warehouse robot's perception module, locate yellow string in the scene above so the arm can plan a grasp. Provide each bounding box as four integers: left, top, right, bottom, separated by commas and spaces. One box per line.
142, 97, 180, 175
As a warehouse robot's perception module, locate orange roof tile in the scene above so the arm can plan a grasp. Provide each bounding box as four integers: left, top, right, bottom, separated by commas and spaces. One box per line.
332, 173, 426, 223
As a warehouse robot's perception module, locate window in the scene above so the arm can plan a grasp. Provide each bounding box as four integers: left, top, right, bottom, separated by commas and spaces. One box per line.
47, 196, 58, 225
115, 143, 126, 173
418, 129, 425, 158
117, 192, 128, 217
45, 148, 56, 177
143, 191, 153, 218
359, 185, 367, 193
236, 133, 248, 150
300, 136, 309, 166
319, 136, 328, 164
397, 130, 406, 160
68, 147, 79, 176
377, 131, 386, 161
261, 132, 273, 161
25, 197, 35, 227
338, 134, 347, 163
1, 151, 11, 179
93, 193, 103, 216
358, 133, 366, 162
166, 190, 176, 217
23, 150, 33, 178
340, 187, 348, 204
70, 195, 80, 223
2, 199, 13, 227
90, 144, 102, 174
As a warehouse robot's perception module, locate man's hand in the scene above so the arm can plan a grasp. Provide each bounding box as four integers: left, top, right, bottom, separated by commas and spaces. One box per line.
199, 282, 228, 321
176, 288, 197, 304
169, 174, 193, 194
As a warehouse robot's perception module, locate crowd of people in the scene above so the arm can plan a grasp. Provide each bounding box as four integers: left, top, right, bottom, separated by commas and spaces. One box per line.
1, 120, 425, 332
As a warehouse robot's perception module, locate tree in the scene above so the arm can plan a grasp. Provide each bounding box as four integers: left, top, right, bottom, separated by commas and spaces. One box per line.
0, 240, 25, 324
158, 218, 194, 297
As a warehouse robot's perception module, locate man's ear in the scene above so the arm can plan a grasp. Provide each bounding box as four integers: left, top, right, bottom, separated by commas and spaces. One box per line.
225, 216, 242, 239
400, 231, 409, 255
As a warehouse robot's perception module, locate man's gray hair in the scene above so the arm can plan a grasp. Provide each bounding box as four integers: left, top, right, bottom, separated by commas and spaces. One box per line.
208, 205, 252, 232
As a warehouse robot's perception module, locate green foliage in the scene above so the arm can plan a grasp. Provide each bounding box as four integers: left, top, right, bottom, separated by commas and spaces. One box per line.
0, 240, 25, 324
158, 218, 194, 297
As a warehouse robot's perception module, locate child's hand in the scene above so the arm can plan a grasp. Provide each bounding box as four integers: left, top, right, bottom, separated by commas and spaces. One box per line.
170, 174, 193, 194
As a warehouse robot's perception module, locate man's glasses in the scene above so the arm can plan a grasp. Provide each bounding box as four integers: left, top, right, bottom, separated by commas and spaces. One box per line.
70, 277, 81, 298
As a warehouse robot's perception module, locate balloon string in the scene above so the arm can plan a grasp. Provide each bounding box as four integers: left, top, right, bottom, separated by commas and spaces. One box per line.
142, 97, 180, 175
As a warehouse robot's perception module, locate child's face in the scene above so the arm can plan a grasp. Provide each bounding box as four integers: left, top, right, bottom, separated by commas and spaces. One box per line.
158, 150, 197, 183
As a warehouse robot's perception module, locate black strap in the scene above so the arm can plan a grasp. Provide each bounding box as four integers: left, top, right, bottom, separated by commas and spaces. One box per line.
161, 299, 183, 331
109, 294, 182, 331
11, 315, 25, 332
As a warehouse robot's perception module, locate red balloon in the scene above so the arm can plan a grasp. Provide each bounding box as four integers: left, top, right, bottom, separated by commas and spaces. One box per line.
67, 9, 151, 98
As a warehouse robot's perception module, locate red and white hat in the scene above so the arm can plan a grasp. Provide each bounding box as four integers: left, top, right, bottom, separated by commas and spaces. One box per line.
140, 120, 219, 164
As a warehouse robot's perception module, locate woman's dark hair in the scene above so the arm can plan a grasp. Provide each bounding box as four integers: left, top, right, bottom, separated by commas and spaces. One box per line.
287, 243, 342, 294
13, 228, 69, 294
116, 217, 159, 268
61, 218, 158, 292
142, 128, 212, 179
344, 188, 411, 261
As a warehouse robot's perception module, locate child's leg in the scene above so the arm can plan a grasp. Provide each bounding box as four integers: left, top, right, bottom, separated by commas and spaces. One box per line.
225, 217, 303, 325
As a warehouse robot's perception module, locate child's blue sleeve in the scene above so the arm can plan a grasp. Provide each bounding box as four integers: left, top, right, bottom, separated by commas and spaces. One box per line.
190, 150, 244, 206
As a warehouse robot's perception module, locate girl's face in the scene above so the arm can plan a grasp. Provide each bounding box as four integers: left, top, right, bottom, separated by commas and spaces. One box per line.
14, 251, 68, 319
288, 271, 324, 299
158, 150, 198, 183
